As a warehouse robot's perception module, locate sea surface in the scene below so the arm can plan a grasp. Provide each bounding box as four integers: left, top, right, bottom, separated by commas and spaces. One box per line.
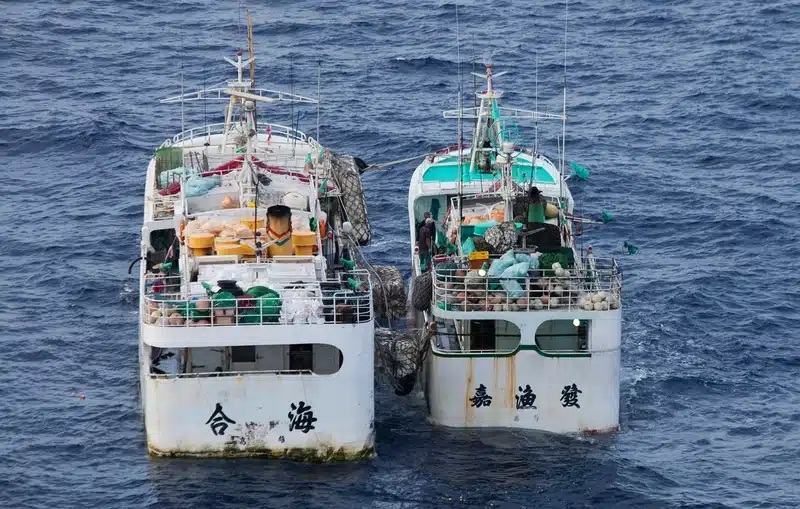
1, 0, 798, 507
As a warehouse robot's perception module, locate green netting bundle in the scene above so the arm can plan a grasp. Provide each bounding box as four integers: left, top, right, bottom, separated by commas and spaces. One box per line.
538, 250, 574, 275
212, 291, 237, 308
246, 286, 282, 323
187, 302, 211, 320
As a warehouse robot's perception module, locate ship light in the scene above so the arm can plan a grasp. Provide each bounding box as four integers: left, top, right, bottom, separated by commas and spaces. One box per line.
573, 318, 581, 327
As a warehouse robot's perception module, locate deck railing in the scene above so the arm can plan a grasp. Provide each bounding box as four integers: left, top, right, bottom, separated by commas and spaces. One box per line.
432, 257, 622, 313
162, 122, 311, 148
149, 369, 313, 380
143, 271, 372, 326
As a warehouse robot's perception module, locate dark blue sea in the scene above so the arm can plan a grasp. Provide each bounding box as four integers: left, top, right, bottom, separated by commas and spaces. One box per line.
1, 0, 798, 507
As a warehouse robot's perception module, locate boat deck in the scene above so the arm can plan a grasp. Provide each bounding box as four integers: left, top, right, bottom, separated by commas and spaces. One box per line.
146, 123, 332, 221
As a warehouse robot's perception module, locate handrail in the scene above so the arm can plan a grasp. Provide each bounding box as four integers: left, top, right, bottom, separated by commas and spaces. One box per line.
162, 122, 311, 147
143, 270, 373, 326
149, 369, 314, 380
431, 258, 622, 313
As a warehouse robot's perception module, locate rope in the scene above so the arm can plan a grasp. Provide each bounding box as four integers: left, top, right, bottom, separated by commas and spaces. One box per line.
341, 230, 391, 323
360, 152, 434, 173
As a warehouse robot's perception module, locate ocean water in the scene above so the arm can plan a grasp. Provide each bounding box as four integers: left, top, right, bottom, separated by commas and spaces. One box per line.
1, 0, 798, 507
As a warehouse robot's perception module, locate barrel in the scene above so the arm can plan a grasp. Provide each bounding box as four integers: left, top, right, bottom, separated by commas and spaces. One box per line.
292, 231, 317, 256
266, 205, 293, 257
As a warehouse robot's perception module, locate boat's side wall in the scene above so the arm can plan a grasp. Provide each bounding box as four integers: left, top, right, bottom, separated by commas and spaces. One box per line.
426, 310, 620, 433
142, 322, 375, 459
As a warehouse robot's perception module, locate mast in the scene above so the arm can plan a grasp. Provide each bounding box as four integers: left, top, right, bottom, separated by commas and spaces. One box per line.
246, 11, 257, 134
246, 9, 255, 89
560, 0, 569, 206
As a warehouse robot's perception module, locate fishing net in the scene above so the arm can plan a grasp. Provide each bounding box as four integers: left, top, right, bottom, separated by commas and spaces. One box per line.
374, 327, 432, 396
483, 221, 518, 253
411, 272, 432, 311
329, 153, 371, 245
370, 265, 407, 320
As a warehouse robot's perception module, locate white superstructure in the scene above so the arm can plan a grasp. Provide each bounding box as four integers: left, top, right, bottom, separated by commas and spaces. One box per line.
138, 32, 375, 459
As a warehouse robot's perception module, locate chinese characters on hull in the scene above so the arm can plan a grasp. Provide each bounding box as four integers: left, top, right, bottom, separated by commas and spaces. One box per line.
288, 401, 318, 433
469, 384, 493, 407
468, 383, 583, 411
560, 383, 583, 408
205, 403, 236, 435
515, 385, 537, 410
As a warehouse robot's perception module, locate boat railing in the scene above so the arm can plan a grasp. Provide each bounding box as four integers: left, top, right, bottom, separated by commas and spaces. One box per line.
163, 122, 311, 147
148, 193, 180, 220
143, 270, 373, 326
431, 258, 622, 313
149, 369, 313, 380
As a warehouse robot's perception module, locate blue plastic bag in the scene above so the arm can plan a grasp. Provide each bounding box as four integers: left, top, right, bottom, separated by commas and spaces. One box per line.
515, 253, 539, 270
462, 236, 475, 256
501, 261, 530, 278
184, 175, 221, 197
159, 166, 198, 189
514, 253, 531, 264
500, 279, 524, 298
488, 249, 516, 276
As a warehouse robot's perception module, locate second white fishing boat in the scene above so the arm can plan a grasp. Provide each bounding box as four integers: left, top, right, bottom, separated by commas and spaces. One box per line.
406, 63, 623, 434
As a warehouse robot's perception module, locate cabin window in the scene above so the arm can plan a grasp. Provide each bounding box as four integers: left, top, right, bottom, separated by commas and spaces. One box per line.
150, 344, 343, 377
434, 319, 521, 353
289, 344, 314, 371
535, 320, 589, 352
231, 346, 256, 363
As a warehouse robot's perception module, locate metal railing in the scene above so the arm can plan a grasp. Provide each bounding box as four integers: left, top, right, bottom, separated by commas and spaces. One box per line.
149, 369, 314, 380
163, 122, 311, 147
432, 257, 622, 313
143, 271, 373, 326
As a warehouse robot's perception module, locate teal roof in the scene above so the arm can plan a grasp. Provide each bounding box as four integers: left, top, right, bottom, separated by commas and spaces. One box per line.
422, 155, 556, 184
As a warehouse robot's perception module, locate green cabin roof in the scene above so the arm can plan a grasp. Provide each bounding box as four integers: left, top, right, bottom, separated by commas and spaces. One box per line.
422, 155, 556, 184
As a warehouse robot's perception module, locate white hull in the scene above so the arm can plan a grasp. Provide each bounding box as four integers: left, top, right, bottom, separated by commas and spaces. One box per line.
140, 322, 375, 461
422, 309, 620, 433
139, 322, 375, 459
138, 55, 377, 459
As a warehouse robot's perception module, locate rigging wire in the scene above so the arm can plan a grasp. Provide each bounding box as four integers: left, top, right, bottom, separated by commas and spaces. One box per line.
455, 2, 464, 251
180, 62, 185, 136
316, 60, 321, 143
238, 0, 243, 54
290, 56, 295, 156
560, 0, 569, 204
203, 63, 209, 146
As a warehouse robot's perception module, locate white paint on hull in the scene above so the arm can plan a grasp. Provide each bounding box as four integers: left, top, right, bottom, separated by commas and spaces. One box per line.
424, 310, 621, 433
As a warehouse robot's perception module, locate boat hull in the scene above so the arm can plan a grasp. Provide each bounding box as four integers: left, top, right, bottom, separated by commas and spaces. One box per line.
423, 310, 621, 434
139, 323, 375, 461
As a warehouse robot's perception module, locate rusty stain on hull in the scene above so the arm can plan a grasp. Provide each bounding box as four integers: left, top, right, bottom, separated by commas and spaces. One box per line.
504, 355, 516, 410
582, 424, 620, 435
492, 357, 500, 408
464, 357, 474, 425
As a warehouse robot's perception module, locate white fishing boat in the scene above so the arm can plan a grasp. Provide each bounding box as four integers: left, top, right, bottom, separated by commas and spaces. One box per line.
137, 19, 376, 459
405, 63, 623, 434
